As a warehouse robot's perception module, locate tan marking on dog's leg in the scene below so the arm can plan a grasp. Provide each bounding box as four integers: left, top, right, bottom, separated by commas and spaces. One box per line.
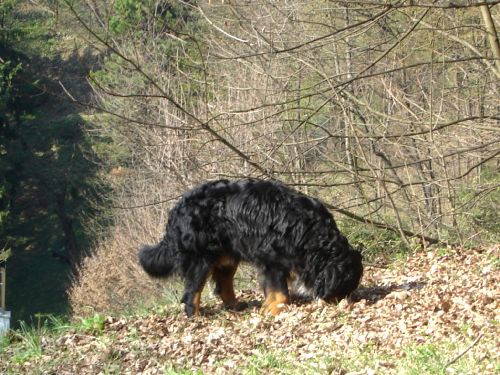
220, 274, 238, 307
213, 256, 239, 308
193, 291, 202, 315
262, 290, 288, 316
191, 273, 211, 316
213, 267, 238, 307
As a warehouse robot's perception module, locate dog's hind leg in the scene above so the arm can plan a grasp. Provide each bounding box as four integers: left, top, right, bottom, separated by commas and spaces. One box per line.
261, 267, 289, 316
181, 262, 211, 317
212, 258, 240, 309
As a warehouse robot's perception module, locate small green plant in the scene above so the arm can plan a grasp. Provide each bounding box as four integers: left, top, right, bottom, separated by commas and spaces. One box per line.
164, 364, 203, 374
161, 279, 184, 306
403, 344, 444, 374
100, 347, 124, 374
338, 341, 389, 371
435, 246, 453, 257
122, 296, 182, 320
0, 332, 11, 352
10, 321, 44, 363
33, 313, 71, 333
77, 313, 106, 334
399, 341, 488, 375
245, 350, 289, 374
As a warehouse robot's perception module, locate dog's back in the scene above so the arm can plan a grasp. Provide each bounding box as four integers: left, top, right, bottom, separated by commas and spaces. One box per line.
164, 179, 339, 264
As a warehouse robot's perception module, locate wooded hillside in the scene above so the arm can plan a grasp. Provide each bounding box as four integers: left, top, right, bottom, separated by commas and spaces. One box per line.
1, 0, 498, 325
1, 1, 499, 373
66, 0, 499, 314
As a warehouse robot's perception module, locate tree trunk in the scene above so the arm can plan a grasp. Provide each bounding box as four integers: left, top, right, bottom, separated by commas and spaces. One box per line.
480, 4, 500, 74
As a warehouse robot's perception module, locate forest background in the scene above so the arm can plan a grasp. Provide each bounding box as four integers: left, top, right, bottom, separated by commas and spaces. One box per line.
0, 0, 498, 326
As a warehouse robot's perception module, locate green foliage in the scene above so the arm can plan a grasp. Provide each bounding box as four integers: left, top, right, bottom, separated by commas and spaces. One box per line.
0, 0, 16, 14
1, 0, 57, 56
76, 313, 106, 334
41, 315, 72, 334
0, 314, 71, 367
164, 365, 203, 375
109, 0, 146, 34
0, 248, 10, 262
0, 1, 109, 327
438, 167, 500, 245
0, 333, 9, 353
399, 342, 492, 374
402, 344, 446, 374
242, 349, 291, 375
9, 321, 44, 363
458, 168, 499, 236
331, 339, 497, 374
88, 0, 205, 176
108, 0, 199, 36
0, 61, 22, 100
339, 218, 409, 262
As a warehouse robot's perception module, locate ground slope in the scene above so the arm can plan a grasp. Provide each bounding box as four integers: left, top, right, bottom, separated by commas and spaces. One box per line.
1, 245, 498, 374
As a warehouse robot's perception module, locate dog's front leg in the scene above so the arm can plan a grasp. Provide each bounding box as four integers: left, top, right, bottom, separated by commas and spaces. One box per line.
181, 263, 210, 317
261, 267, 289, 316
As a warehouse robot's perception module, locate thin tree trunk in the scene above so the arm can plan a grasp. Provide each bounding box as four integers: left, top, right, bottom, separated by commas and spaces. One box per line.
480, 4, 500, 74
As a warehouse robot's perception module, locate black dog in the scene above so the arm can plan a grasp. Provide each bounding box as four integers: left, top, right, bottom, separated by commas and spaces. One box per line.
139, 179, 363, 316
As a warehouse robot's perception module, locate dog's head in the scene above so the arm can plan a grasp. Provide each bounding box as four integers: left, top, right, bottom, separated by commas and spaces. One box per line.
314, 246, 363, 302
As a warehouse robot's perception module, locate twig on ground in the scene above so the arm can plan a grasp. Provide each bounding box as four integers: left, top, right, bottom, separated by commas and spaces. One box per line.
444, 333, 484, 370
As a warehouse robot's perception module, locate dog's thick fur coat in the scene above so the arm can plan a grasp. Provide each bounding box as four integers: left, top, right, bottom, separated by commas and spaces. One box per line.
139, 179, 363, 316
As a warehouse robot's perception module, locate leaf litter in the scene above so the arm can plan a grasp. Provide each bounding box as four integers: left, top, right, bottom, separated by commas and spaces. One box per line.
1, 245, 498, 374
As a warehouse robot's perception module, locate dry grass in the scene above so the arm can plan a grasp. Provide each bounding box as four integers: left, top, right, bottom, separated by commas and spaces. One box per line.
69, 174, 182, 316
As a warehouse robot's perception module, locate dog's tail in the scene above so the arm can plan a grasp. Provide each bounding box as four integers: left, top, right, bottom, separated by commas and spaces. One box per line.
138, 241, 177, 278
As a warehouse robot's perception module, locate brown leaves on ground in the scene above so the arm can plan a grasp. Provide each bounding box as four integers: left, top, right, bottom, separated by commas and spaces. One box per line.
2, 245, 499, 374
